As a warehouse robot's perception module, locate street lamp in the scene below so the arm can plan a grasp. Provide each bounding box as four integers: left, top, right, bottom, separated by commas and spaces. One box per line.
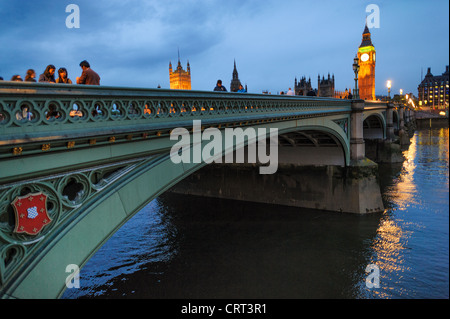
387, 80, 391, 101
352, 55, 360, 99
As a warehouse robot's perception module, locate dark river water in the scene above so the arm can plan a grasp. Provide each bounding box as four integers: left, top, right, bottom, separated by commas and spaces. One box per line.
62, 126, 449, 299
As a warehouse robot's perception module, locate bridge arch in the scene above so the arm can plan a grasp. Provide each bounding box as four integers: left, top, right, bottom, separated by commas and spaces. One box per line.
363, 113, 386, 140
1, 118, 350, 299
276, 124, 349, 167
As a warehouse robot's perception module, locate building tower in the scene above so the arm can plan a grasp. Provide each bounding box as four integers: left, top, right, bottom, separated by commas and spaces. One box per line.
169, 52, 191, 90
357, 22, 376, 100
230, 60, 243, 92
317, 73, 335, 97
294, 76, 312, 96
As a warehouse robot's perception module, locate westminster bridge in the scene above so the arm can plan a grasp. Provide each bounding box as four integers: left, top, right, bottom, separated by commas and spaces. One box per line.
0, 81, 415, 298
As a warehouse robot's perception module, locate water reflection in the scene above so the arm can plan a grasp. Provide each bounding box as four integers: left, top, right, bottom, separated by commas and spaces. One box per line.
63, 194, 385, 299
365, 127, 449, 298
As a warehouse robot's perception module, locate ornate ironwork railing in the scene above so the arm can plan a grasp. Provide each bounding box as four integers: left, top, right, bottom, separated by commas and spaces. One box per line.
0, 82, 352, 139
0, 82, 355, 164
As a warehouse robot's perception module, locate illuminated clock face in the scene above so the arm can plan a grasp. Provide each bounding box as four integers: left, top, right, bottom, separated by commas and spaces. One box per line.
361, 53, 370, 62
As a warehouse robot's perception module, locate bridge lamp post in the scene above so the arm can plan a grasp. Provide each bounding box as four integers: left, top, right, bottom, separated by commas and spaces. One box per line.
387, 80, 391, 101
352, 55, 360, 99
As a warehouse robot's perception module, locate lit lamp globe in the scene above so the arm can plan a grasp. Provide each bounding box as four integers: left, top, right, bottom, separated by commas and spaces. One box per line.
387, 80, 392, 100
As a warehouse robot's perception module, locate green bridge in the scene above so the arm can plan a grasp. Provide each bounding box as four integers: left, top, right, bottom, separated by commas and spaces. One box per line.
0, 82, 415, 298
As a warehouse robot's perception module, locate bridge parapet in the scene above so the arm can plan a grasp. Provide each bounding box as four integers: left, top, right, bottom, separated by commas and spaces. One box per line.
0, 82, 355, 184
0, 82, 351, 149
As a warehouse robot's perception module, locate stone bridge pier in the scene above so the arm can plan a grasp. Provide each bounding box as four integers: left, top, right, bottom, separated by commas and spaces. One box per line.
364, 102, 415, 163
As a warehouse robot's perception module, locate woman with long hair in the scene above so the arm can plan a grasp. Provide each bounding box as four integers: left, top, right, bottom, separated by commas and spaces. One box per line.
24, 69, 36, 82
56, 67, 72, 84
38, 64, 56, 83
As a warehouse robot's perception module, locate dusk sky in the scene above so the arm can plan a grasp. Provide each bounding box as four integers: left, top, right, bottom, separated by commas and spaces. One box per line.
0, 0, 448, 96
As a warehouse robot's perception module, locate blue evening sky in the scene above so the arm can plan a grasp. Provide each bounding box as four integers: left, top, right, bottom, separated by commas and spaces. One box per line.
0, 0, 448, 96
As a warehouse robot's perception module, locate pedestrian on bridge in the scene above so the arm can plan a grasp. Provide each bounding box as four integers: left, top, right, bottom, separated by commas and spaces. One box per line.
38, 65, 56, 83
56, 67, 72, 84
237, 84, 247, 93
76, 60, 100, 85
214, 79, 227, 92
16, 105, 32, 121
11, 75, 23, 81
25, 69, 36, 82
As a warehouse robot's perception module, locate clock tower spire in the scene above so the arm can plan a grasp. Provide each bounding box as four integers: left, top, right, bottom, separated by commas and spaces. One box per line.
357, 21, 376, 100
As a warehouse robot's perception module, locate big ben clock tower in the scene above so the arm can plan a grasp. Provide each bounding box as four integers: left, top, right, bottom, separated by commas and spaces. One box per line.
357, 23, 376, 100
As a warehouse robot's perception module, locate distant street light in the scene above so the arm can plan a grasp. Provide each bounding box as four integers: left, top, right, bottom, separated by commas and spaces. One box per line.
352, 55, 360, 99
387, 80, 391, 101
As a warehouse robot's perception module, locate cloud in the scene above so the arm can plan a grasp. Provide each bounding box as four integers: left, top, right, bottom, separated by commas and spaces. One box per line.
0, 0, 448, 94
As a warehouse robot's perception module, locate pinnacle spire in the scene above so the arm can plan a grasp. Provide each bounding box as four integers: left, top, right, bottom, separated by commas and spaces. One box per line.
360, 20, 373, 47
363, 16, 371, 35
177, 48, 182, 69
232, 59, 239, 79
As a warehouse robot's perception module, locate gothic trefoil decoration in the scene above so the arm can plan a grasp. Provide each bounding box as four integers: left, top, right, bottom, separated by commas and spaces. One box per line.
11, 192, 52, 236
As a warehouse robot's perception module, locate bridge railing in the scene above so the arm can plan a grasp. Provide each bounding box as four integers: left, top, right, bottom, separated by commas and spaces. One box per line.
1, 82, 352, 131
0, 81, 352, 153
363, 100, 389, 111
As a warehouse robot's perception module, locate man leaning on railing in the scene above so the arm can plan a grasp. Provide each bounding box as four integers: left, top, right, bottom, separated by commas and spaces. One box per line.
76, 60, 100, 85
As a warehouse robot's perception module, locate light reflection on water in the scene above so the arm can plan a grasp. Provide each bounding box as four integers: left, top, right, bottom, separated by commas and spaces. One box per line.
62, 127, 449, 299
364, 127, 449, 299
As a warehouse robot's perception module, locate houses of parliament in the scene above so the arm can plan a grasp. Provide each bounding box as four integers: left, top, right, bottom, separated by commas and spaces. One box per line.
168, 23, 376, 99
169, 56, 246, 92
169, 56, 191, 90
295, 22, 376, 100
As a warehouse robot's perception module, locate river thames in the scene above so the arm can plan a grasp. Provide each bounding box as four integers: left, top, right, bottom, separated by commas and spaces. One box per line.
62, 125, 449, 299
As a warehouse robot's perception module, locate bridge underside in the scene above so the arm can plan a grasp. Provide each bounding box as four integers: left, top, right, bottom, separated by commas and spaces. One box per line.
170, 126, 383, 216
278, 130, 346, 166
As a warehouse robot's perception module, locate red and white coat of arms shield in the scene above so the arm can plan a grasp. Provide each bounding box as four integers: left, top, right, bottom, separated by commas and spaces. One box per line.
11, 192, 52, 236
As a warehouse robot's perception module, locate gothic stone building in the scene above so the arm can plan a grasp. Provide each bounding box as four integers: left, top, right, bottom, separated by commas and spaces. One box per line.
418, 66, 449, 109
169, 58, 191, 90
294, 76, 312, 96
317, 74, 335, 97
357, 23, 376, 100
230, 60, 246, 92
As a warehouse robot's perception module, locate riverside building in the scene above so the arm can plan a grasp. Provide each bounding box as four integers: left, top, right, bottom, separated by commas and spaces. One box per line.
417, 65, 449, 109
